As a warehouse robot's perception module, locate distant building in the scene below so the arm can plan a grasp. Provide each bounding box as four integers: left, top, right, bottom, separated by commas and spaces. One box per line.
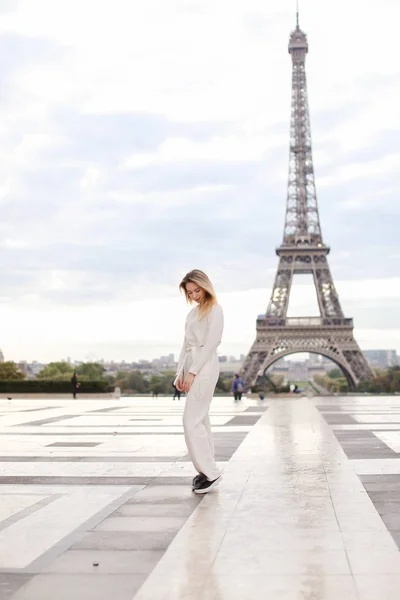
364, 350, 399, 369
219, 360, 244, 375
0, 349, 4, 362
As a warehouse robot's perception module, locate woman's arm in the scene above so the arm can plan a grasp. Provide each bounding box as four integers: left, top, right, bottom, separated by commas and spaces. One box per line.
189, 304, 224, 375
175, 338, 187, 378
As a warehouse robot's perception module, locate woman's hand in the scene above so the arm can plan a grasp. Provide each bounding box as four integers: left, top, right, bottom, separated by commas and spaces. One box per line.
183, 373, 195, 394
175, 377, 184, 392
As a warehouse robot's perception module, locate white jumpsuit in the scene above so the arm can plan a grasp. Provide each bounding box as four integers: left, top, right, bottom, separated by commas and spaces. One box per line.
174, 303, 224, 481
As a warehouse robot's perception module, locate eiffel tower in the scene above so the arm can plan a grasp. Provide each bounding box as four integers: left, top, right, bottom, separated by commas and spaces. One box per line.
241, 12, 373, 391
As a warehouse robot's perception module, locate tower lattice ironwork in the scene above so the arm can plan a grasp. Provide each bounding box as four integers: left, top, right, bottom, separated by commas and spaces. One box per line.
241, 15, 372, 391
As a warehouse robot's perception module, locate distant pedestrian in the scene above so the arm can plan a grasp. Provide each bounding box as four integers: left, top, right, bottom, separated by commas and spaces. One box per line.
71, 371, 80, 399
172, 382, 181, 401
232, 374, 245, 401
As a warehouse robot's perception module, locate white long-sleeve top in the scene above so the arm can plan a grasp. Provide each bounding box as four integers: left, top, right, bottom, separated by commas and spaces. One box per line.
176, 303, 224, 377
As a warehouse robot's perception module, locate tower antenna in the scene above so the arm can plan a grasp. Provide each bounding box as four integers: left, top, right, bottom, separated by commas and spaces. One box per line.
296, 0, 300, 28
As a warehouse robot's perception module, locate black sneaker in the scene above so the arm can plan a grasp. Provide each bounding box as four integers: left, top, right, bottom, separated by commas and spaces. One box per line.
193, 476, 221, 495
192, 473, 207, 490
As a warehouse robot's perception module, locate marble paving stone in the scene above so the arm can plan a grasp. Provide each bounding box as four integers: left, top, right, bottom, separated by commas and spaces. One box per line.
3, 396, 400, 599
11, 574, 147, 600
0, 476, 162, 485
391, 531, 400, 548
368, 492, 400, 503
346, 547, 400, 574
126, 490, 201, 505
321, 414, 358, 425
340, 530, 399, 551
354, 574, 400, 600
360, 475, 400, 483
126, 484, 197, 501
94, 516, 188, 532
212, 549, 351, 575
0, 456, 182, 462
73, 531, 177, 551
373, 502, 400, 515
363, 482, 400, 491
0, 494, 51, 524
201, 574, 359, 600
380, 513, 400, 530
0, 486, 134, 569
44, 550, 163, 574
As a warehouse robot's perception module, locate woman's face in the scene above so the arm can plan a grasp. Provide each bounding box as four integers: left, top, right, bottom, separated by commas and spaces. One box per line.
186, 281, 205, 304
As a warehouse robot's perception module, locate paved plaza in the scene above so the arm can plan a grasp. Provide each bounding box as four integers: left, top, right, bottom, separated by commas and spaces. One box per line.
1, 395, 400, 599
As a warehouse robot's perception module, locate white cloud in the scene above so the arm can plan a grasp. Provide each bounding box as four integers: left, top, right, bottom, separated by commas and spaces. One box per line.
1, 277, 399, 362
122, 134, 281, 169
0, 0, 399, 360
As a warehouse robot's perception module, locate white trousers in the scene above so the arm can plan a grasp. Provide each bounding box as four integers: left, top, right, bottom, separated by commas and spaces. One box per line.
182, 350, 220, 481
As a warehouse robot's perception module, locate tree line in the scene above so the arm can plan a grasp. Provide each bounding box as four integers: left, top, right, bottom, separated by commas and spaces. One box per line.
0, 361, 236, 395
314, 366, 400, 394
2, 360, 398, 395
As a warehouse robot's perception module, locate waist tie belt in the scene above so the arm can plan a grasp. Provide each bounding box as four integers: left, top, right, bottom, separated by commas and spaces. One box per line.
176, 345, 203, 380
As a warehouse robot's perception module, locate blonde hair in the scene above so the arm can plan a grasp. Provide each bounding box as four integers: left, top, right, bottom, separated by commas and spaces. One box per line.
179, 269, 217, 318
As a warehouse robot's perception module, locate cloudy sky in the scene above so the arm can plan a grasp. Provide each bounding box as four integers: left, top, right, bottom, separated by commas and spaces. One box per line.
0, 0, 399, 363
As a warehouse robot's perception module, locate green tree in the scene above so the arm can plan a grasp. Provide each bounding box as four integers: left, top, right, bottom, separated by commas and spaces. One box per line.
328, 368, 342, 379
116, 371, 149, 393
0, 362, 26, 380
76, 363, 105, 379
36, 362, 73, 380
215, 374, 231, 393
149, 373, 174, 395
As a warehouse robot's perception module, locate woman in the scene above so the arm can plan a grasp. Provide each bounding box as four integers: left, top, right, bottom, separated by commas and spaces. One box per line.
174, 269, 224, 494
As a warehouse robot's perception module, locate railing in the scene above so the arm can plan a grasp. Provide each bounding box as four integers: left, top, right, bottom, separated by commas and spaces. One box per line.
257, 316, 353, 328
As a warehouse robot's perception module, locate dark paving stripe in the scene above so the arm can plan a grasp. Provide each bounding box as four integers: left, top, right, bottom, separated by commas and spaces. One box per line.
0, 432, 186, 436
180, 431, 248, 462
226, 415, 261, 426
0, 574, 32, 600
45, 442, 101, 447
330, 429, 397, 459
0, 431, 247, 436
321, 414, 359, 425
15, 416, 77, 427
244, 407, 268, 412
0, 456, 183, 462
43, 549, 164, 574
115, 504, 198, 517
88, 407, 130, 413
20, 407, 58, 413
6, 573, 147, 600
360, 475, 400, 483
128, 418, 163, 421
0, 476, 195, 485
39, 423, 250, 428
359, 474, 400, 550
